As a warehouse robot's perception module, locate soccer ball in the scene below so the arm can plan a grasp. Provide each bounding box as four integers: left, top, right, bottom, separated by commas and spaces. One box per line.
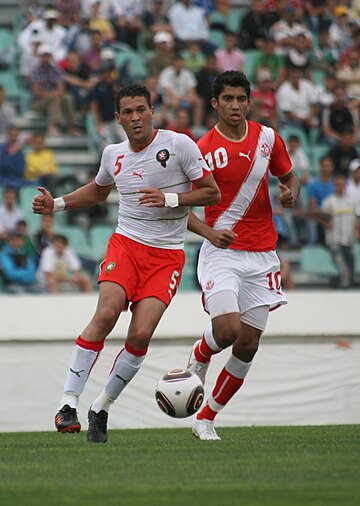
155, 368, 204, 418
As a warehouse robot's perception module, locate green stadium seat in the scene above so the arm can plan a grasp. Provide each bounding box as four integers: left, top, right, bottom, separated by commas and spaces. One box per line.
89, 224, 114, 260
309, 144, 330, 175
115, 50, 148, 82
18, 185, 42, 233
279, 126, 309, 151
354, 242, 360, 275
300, 245, 338, 276
0, 70, 20, 101
209, 29, 226, 49
243, 49, 261, 81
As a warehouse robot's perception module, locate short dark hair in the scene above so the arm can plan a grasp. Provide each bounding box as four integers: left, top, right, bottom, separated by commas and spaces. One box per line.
212, 71, 251, 101
53, 234, 68, 246
115, 83, 152, 113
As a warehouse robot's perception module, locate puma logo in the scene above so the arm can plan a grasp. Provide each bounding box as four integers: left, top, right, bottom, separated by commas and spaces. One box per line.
70, 368, 85, 378
132, 170, 144, 179
239, 150, 251, 161
115, 374, 129, 385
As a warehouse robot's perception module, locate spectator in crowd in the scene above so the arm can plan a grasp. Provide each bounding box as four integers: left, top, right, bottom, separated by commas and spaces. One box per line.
337, 49, 360, 100
252, 36, 285, 89
0, 231, 42, 294
0, 187, 24, 237
81, 28, 105, 74
238, 0, 270, 50
195, 53, 219, 124
24, 132, 78, 195
159, 53, 204, 127
54, 0, 81, 29
276, 67, 318, 135
143, 74, 169, 129
284, 31, 312, 80
286, 134, 310, 185
249, 68, 278, 130
90, 61, 126, 149
322, 173, 358, 289
17, 8, 68, 63
142, 0, 172, 49
166, 107, 197, 141
347, 158, 360, 240
307, 155, 334, 244
320, 84, 358, 146
147, 31, 175, 77
33, 214, 56, 255
209, 0, 233, 34
340, 27, 360, 68
0, 85, 16, 143
167, 0, 216, 54
37, 234, 93, 293
60, 50, 97, 113
29, 44, 81, 137
272, 182, 307, 249
0, 126, 26, 190
215, 30, 244, 73
67, 16, 93, 54
183, 41, 206, 74
303, 0, 332, 34
89, 0, 116, 43
329, 4, 353, 51
18, 30, 43, 84
269, 3, 312, 56
312, 26, 340, 73
327, 128, 359, 179
15, 219, 38, 258
112, 0, 144, 49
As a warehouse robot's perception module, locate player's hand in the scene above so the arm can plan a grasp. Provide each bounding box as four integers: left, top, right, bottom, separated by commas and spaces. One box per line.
208, 229, 237, 249
279, 183, 295, 208
138, 188, 166, 207
32, 186, 54, 215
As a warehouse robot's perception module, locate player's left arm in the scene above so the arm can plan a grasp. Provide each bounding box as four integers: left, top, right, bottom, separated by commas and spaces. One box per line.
278, 170, 301, 209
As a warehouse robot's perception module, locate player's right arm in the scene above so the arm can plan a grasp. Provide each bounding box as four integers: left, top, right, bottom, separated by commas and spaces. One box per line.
187, 211, 237, 249
32, 182, 113, 215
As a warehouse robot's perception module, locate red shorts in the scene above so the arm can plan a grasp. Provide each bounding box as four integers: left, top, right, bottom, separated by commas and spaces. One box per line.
98, 233, 185, 307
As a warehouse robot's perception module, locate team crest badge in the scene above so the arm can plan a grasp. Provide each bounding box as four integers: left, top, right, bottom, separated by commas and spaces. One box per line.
206, 279, 214, 290
260, 143, 270, 156
105, 262, 116, 273
156, 149, 170, 168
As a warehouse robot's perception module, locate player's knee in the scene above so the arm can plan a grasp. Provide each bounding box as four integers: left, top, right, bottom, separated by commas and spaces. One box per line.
127, 328, 151, 350
93, 306, 119, 333
213, 324, 239, 349
233, 336, 259, 362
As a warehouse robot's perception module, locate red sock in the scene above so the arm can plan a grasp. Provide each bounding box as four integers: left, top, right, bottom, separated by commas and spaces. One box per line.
76, 335, 104, 352
194, 335, 218, 363
197, 368, 244, 421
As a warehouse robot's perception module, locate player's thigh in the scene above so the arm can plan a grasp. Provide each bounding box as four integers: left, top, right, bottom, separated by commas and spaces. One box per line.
94, 281, 128, 325
211, 308, 242, 349
127, 297, 168, 349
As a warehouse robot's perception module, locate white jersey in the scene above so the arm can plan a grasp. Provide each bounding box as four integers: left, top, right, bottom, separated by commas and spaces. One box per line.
95, 129, 210, 249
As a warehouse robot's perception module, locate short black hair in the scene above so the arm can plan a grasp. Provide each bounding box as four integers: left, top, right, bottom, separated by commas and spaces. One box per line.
212, 71, 251, 101
115, 83, 152, 113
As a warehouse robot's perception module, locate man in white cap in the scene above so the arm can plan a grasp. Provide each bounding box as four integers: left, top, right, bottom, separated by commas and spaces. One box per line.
147, 31, 175, 76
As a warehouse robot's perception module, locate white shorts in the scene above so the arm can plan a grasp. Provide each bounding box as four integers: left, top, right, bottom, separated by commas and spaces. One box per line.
198, 241, 287, 318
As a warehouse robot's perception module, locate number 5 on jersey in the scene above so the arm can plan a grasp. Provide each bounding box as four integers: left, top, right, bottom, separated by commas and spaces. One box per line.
114, 155, 124, 176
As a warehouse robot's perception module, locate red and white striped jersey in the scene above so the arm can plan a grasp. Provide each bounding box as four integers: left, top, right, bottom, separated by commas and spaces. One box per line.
95, 129, 210, 249
197, 120, 292, 251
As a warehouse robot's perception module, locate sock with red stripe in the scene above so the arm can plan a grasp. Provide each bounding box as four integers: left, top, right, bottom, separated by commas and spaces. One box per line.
58, 336, 104, 410
194, 326, 222, 363
91, 341, 148, 413
196, 354, 252, 421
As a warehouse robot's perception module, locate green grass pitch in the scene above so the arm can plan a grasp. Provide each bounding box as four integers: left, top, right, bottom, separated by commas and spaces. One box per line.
0, 425, 359, 506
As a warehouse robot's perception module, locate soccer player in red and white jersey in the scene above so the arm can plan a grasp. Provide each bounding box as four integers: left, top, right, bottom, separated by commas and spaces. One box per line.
187, 71, 301, 440
32, 83, 220, 443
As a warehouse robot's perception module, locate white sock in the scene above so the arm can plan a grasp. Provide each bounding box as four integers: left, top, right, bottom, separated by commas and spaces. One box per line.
58, 344, 100, 410
203, 326, 222, 352
91, 343, 147, 413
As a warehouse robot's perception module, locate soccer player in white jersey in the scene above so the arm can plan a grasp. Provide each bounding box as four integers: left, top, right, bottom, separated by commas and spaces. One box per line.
32, 83, 220, 443
186, 71, 301, 440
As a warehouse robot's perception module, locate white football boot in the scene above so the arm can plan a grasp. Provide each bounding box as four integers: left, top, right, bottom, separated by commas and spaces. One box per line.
187, 339, 210, 384
192, 417, 221, 441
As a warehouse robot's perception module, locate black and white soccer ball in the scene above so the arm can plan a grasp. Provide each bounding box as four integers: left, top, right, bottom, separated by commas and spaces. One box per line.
155, 368, 204, 418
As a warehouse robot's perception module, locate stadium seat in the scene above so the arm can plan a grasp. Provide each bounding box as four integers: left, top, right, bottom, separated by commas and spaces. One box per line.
243, 49, 261, 81
18, 185, 42, 232
309, 144, 330, 175
88, 224, 114, 260
115, 50, 148, 83
0, 70, 20, 101
300, 245, 338, 276
209, 29, 226, 49
279, 126, 309, 150
354, 242, 360, 275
